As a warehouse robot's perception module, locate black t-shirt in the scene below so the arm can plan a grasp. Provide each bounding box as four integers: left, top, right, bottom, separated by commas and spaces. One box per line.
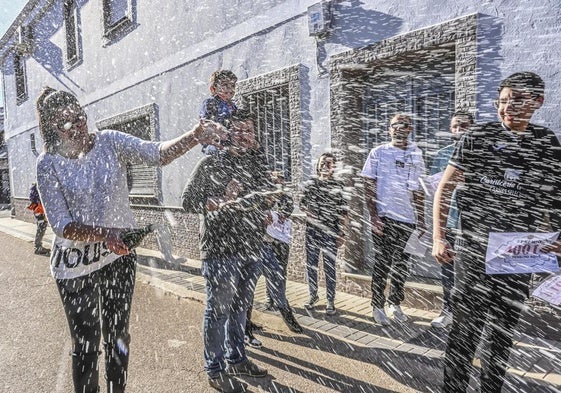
182, 150, 273, 260
301, 178, 347, 235
450, 122, 561, 248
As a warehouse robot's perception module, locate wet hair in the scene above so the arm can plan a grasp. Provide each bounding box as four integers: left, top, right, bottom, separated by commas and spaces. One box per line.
498, 72, 545, 98
316, 152, 336, 176
36, 86, 80, 153
209, 70, 238, 89
452, 111, 474, 123
391, 113, 412, 124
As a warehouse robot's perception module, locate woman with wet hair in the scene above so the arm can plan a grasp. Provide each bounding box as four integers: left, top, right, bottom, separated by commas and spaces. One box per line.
35, 86, 225, 393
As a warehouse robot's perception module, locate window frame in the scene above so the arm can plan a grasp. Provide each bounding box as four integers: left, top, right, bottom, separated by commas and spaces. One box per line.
235, 65, 305, 189
64, 0, 83, 69
14, 52, 28, 105
96, 103, 161, 205
101, 0, 137, 44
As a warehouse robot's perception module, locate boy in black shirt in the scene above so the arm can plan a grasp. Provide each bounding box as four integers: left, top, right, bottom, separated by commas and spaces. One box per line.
432, 72, 561, 392
301, 153, 348, 315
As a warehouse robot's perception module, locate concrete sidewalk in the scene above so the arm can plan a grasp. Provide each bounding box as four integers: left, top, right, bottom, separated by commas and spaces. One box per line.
1, 213, 560, 392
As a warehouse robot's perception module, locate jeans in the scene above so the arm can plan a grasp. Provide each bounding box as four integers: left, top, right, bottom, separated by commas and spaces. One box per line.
56, 255, 136, 393
370, 217, 415, 308
265, 240, 289, 304
202, 257, 262, 377
305, 226, 338, 302
262, 242, 289, 309
443, 239, 530, 393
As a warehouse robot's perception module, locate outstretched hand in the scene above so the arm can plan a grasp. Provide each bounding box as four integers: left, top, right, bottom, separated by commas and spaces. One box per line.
196, 120, 229, 146
541, 239, 561, 257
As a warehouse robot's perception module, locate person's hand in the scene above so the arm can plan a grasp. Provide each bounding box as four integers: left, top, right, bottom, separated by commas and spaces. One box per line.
196, 120, 229, 146
105, 228, 130, 255
541, 239, 561, 257
264, 211, 273, 226
370, 214, 384, 236
432, 238, 455, 265
224, 178, 243, 201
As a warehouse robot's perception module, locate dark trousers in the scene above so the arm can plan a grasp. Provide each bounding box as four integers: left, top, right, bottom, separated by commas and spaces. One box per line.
265, 240, 289, 303
305, 226, 338, 302
34, 213, 47, 249
56, 255, 136, 393
370, 217, 415, 308
443, 240, 530, 393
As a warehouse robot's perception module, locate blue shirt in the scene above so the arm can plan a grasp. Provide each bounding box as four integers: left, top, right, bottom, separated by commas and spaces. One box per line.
199, 96, 237, 125
430, 143, 459, 229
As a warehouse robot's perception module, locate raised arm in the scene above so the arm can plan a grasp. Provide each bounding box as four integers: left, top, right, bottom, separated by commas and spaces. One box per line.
159, 120, 227, 166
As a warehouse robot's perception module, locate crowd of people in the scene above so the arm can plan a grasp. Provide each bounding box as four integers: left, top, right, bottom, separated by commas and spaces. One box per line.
32, 70, 561, 393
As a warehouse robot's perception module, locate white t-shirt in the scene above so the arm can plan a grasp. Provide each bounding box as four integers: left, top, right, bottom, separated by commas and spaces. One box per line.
266, 211, 292, 244
37, 130, 161, 279
361, 142, 426, 224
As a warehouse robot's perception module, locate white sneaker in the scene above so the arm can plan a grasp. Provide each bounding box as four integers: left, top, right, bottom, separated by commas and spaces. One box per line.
431, 312, 453, 328
373, 308, 391, 326
387, 304, 408, 322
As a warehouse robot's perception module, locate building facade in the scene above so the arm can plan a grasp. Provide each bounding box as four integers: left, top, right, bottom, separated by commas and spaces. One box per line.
0, 106, 9, 206
1, 0, 560, 296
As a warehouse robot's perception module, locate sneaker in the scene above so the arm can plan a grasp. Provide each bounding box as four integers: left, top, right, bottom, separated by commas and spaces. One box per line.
373, 308, 391, 326
325, 301, 336, 316
208, 372, 247, 393
279, 307, 303, 333
304, 294, 319, 310
387, 304, 408, 322
34, 246, 50, 256
431, 312, 453, 328
226, 359, 268, 378
244, 333, 262, 348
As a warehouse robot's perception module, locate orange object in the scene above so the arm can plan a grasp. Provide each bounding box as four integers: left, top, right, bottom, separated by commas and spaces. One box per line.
27, 202, 45, 215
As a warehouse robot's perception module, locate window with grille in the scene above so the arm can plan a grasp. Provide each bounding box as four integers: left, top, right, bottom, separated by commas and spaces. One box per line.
64, 0, 82, 67
101, 0, 135, 42
242, 85, 292, 182
14, 53, 27, 105
96, 104, 159, 204
364, 76, 455, 156
362, 49, 456, 166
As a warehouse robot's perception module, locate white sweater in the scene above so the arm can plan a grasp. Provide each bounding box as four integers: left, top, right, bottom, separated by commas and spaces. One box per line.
37, 130, 161, 279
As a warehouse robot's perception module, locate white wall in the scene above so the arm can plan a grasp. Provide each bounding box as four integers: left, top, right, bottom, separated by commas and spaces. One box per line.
2, 0, 561, 202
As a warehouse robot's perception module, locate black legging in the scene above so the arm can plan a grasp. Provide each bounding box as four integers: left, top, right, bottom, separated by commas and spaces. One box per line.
56, 255, 136, 393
